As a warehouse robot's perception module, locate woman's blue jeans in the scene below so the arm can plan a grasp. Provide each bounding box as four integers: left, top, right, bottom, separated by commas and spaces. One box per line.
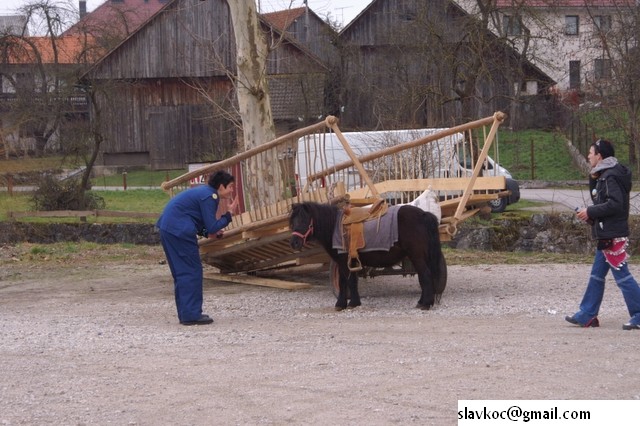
574, 250, 640, 325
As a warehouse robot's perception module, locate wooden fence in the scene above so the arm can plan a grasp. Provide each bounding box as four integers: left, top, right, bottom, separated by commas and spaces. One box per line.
7, 210, 158, 221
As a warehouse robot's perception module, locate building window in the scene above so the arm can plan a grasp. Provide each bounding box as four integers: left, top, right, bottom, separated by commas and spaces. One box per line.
569, 60, 581, 89
594, 15, 611, 32
565, 15, 579, 35
594, 58, 612, 80
503, 14, 522, 36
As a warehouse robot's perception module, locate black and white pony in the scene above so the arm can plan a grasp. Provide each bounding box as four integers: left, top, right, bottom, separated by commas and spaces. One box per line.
289, 201, 445, 310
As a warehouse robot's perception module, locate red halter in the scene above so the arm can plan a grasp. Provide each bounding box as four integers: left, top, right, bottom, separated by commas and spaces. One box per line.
291, 219, 314, 246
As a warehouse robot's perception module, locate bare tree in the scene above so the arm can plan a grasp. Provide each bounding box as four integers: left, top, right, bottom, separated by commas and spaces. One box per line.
227, 0, 279, 205
0, 1, 79, 156
581, 3, 640, 172
0, 0, 130, 208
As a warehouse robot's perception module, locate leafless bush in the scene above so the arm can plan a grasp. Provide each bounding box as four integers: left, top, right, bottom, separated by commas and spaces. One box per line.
31, 176, 105, 211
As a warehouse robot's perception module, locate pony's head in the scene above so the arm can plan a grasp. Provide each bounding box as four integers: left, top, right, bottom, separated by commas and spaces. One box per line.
289, 203, 315, 250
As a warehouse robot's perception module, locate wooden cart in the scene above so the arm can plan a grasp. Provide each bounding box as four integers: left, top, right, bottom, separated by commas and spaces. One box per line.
161, 112, 507, 287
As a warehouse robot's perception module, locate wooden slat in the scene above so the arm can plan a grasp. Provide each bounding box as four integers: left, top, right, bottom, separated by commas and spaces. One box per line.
95, 210, 158, 218
204, 272, 312, 290
347, 177, 507, 199
439, 193, 499, 209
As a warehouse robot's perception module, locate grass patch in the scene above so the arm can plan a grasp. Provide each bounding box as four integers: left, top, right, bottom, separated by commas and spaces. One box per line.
497, 129, 585, 181
0, 189, 170, 222
91, 169, 188, 188
0, 155, 80, 174
0, 193, 31, 220
96, 190, 170, 212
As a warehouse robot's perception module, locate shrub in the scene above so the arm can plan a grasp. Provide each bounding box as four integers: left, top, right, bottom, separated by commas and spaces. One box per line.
31, 176, 105, 211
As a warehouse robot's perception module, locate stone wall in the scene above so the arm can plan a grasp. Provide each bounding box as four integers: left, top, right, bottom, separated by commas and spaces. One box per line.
451, 213, 640, 254
3, 214, 640, 254
0, 222, 159, 245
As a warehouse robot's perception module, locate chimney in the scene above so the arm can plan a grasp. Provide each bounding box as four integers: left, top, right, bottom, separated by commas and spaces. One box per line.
79, 1, 87, 18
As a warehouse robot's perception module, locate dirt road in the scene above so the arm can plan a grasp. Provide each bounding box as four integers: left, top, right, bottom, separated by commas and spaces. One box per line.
2, 245, 640, 425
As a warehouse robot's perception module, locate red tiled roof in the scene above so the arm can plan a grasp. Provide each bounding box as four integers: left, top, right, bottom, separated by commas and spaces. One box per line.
262, 7, 307, 31
496, 0, 634, 7
63, 0, 168, 37
2, 34, 103, 64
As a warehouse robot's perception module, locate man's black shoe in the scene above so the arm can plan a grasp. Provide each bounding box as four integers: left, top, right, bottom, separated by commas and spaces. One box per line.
622, 322, 640, 330
180, 314, 214, 326
565, 315, 599, 327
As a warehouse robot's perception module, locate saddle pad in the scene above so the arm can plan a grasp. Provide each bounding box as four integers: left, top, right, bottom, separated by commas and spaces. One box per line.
332, 205, 400, 253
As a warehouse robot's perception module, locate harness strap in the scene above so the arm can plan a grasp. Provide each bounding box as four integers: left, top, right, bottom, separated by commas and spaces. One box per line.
291, 219, 314, 245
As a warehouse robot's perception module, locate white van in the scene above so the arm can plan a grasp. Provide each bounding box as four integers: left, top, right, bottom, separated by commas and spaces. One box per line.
295, 128, 519, 213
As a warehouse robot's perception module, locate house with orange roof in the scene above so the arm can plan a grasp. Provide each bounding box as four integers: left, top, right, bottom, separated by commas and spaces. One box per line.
0, 33, 100, 155
64, 0, 168, 39
0, 0, 170, 156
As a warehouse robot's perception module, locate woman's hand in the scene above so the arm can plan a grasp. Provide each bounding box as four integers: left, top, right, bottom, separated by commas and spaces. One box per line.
228, 196, 240, 213
576, 208, 589, 222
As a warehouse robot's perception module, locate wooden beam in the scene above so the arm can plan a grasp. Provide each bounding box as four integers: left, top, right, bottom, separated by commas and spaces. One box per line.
347, 177, 507, 198
204, 272, 312, 290
162, 117, 335, 191
454, 113, 505, 220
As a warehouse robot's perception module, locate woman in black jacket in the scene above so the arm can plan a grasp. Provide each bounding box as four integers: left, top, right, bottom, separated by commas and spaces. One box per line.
567, 139, 640, 330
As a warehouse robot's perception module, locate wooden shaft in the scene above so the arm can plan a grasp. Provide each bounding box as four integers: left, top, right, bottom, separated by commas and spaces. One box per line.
161, 117, 337, 191
453, 112, 505, 220
328, 120, 381, 199
306, 112, 506, 183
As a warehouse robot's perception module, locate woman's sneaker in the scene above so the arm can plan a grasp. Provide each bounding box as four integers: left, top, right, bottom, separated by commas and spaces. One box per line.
565, 315, 600, 327
622, 322, 640, 330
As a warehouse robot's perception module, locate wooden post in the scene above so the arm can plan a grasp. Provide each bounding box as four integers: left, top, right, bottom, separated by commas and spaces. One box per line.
7, 174, 13, 196
530, 138, 535, 180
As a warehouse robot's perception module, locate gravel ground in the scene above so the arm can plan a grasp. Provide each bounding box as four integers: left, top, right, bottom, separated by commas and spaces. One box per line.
2, 245, 640, 425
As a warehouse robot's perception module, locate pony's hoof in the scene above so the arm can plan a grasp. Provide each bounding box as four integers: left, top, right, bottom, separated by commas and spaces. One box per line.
416, 303, 432, 310
334, 305, 346, 311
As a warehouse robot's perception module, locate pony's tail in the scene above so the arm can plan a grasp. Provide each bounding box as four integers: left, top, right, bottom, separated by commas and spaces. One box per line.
423, 211, 445, 298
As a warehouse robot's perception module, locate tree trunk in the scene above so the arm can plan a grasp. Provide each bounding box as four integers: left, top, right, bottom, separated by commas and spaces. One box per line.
227, 0, 279, 207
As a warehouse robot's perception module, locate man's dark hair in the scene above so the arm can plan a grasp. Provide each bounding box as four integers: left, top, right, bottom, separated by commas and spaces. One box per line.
593, 139, 615, 159
208, 171, 234, 189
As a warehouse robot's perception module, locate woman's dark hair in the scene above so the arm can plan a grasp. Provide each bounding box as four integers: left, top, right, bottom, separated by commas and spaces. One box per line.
208, 171, 235, 189
592, 139, 615, 159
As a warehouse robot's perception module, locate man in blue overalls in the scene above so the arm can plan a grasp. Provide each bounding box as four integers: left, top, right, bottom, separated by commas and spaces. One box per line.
157, 171, 238, 325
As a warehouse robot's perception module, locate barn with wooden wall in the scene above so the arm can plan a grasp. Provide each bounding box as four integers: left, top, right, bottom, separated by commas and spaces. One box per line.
262, 7, 339, 67
86, 0, 328, 170
336, 0, 555, 130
